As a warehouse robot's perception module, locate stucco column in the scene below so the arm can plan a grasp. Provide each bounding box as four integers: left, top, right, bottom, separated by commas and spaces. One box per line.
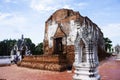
73, 41, 100, 80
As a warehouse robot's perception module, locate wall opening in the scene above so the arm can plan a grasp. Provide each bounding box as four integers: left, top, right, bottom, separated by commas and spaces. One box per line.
54, 37, 63, 54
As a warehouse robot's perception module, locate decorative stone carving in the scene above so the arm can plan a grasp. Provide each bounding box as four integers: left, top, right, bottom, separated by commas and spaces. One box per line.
73, 23, 100, 80
11, 35, 31, 63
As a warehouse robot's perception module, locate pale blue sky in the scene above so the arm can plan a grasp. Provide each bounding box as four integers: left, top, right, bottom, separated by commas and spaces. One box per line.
0, 0, 120, 46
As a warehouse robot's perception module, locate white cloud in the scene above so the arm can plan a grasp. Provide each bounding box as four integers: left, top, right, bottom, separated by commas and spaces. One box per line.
5, 0, 12, 3
30, 0, 58, 11
0, 12, 11, 20
0, 12, 27, 31
30, 0, 87, 12
4, 0, 17, 3
0, 12, 28, 39
0, 11, 44, 44
102, 24, 120, 37
63, 5, 73, 9
76, 2, 88, 8
101, 23, 120, 46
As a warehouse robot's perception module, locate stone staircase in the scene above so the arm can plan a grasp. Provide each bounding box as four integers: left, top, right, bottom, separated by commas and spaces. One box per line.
18, 55, 68, 71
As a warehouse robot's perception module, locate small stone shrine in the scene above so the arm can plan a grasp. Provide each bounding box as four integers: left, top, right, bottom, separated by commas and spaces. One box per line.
73, 19, 101, 80
11, 35, 31, 63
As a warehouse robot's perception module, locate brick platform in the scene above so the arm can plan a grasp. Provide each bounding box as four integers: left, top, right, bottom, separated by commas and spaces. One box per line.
18, 55, 68, 71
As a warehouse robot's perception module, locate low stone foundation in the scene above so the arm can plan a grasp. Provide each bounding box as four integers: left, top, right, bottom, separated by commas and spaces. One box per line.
18, 55, 68, 71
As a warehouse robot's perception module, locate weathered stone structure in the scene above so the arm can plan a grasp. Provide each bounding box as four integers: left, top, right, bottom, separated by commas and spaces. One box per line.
19, 9, 106, 71
44, 9, 105, 64
73, 17, 101, 80
11, 35, 31, 63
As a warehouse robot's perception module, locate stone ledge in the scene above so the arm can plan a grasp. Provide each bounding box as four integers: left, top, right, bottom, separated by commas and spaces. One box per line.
18, 55, 68, 71
19, 62, 67, 71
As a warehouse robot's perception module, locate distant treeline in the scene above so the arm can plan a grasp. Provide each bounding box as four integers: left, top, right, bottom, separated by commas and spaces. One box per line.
0, 38, 43, 56
0, 37, 113, 56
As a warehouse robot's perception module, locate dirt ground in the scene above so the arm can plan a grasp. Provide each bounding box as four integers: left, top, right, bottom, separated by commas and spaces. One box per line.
0, 56, 120, 80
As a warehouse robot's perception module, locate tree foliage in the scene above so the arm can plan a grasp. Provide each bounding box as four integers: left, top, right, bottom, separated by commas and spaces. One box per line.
24, 38, 36, 54
0, 39, 16, 56
24, 38, 43, 55
34, 42, 43, 55
104, 37, 112, 52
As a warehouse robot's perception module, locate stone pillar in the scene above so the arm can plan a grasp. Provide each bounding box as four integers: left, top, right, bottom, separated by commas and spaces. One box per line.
73, 40, 100, 80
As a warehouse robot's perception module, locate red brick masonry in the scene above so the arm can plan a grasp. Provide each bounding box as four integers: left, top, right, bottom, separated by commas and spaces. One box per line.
18, 55, 68, 71
0, 56, 120, 80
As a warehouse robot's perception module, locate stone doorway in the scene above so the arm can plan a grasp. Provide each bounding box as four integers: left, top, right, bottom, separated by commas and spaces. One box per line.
54, 37, 63, 54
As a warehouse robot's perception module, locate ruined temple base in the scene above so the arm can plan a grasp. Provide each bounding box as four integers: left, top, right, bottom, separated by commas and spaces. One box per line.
18, 55, 68, 71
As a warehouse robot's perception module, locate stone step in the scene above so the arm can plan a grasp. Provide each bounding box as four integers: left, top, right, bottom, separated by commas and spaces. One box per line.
18, 62, 67, 71
18, 55, 68, 71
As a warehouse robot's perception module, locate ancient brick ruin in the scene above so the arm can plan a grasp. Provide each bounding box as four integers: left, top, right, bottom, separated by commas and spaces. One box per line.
43, 8, 106, 64
19, 9, 107, 71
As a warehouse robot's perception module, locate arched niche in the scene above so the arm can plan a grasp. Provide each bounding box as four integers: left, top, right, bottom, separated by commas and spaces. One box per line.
79, 39, 86, 63
74, 36, 87, 64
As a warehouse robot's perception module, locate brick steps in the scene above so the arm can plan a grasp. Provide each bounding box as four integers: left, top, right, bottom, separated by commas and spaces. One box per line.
18, 55, 68, 71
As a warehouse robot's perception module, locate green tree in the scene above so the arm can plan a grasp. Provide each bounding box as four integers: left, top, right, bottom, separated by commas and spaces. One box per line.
0, 39, 16, 56
24, 38, 35, 54
34, 42, 43, 55
104, 37, 112, 52
24, 39, 43, 55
